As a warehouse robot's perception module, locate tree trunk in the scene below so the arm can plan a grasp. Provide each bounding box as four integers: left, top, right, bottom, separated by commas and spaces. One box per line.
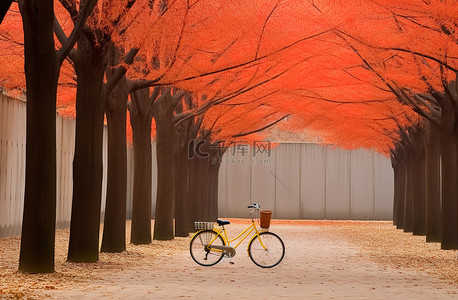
392, 161, 398, 227
201, 148, 222, 221
19, 0, 58, 273
153, 97, 176, 240
412, 133, 426, 236
130, 89, 153, 245
208, 155, 221, 221
200, 158, 211, 220
67, 35, 107, 262
395, 161, 406, 229
173, 115, 192, 237
439, 94, 458, 249
173, 96, 199, 237
188, 153, 220, 222
425, 122, 441, 242
174, 147, 190, 237
404, 152, 414, 233
391, 155, 401, 228
190, 156, 202, 224
101, 64, 128, 252
441, 133, 458, 249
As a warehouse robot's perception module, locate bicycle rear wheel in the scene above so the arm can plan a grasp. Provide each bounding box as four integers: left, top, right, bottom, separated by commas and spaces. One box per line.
190, 230, 225, 266
248, 232, 285, 268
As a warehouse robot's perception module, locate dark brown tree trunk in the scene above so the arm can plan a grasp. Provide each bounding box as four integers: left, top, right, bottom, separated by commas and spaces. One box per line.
395, 160, 406, 229
441, 132, 458, 249
67, 34, 107, 262
174, 146, 190, 237
392, 162, 398, 227
439, 93, 458, 250
190, 155, 202, 224
19, 0, 58, 273
425, 122, 441, 242
208, 155, 221, 221
173, 109, 192, 237
391, 155, 400, 228
412, 131, 426, 236
129, 89, 153, 245
404, 151, 414, 233
200, 157, 212, 221
173, 97, 201, 237
101, 48, 128, 252
153, 94, 176, 240
198, 157, 208, 220
188, 139, 221, 223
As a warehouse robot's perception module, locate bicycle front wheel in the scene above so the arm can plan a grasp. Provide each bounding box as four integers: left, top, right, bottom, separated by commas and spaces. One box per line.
190, 230, 225, 266
248, 232, 285, 268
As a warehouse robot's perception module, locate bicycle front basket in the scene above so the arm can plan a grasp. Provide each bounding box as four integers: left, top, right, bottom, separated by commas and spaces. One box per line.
194, 222, 214, 231
260, 210, 272, 229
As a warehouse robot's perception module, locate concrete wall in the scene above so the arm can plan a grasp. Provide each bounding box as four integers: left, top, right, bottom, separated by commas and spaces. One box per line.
217, 143, 394, 220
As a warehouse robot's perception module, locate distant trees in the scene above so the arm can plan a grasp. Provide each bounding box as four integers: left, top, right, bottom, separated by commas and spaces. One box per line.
318, 0, 458, 249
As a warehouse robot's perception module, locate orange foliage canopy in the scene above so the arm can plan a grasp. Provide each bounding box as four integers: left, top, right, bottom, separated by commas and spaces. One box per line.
2, 0, 458, 154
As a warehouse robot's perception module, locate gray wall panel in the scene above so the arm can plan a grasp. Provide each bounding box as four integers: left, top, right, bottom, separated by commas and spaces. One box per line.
275, 144, 301, 219
325, 147, 351, 219
375, 154, 394, 220
225, 151, 252, 218
350, 149, 375, 219
300, 144, 326, 218
216, 143, 392, 220
250, 148, 275, 217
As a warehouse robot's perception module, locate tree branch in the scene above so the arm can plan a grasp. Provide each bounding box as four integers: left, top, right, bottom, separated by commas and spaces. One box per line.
59, 0, 78, 21
104, 47, 139, 99
57, 0, 98, 65
129, 78, 163, 92
53, 17, 77, 62
254, 1, 279, 59
233, 114, 289, 138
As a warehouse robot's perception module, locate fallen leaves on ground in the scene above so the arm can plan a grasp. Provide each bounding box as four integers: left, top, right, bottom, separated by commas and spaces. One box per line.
0, 220, 456, 299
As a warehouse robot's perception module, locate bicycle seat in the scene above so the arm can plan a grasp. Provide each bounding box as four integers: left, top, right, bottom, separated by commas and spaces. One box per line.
217, 219, 230, 226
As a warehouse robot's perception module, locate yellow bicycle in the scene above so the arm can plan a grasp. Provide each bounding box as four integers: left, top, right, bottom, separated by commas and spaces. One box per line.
189, 203, 285, 268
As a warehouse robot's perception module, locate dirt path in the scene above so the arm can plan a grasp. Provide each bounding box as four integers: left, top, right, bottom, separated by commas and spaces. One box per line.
1, 221, 457, 299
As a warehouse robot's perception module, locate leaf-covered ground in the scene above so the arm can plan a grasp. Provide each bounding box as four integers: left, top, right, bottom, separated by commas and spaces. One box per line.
0, 220, 457, 299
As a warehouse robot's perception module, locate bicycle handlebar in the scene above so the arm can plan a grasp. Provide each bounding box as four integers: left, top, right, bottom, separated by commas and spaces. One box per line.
247, 203, 260, 209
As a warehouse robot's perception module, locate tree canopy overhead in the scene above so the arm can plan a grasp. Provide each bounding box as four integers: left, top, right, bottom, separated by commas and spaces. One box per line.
2, 0, 458, 154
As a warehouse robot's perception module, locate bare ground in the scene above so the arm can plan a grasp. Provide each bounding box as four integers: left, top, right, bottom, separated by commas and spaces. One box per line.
0, 220, 457, 299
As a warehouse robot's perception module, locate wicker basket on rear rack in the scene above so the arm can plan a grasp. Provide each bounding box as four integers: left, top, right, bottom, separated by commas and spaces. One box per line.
194, 222, 214, 231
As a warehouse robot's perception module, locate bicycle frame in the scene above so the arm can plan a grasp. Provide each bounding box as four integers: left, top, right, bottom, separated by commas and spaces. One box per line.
193, 220, 268, 254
